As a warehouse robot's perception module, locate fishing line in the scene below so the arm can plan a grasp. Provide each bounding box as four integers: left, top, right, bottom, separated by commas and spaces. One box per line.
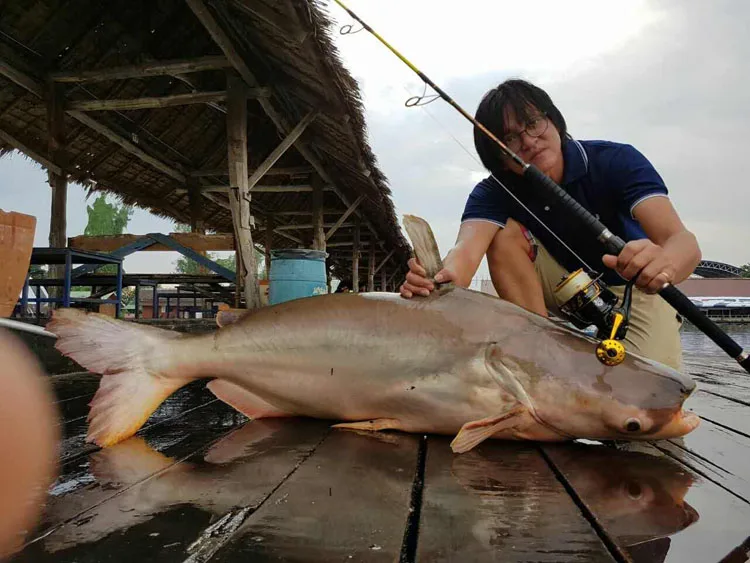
332, 0, 750, 373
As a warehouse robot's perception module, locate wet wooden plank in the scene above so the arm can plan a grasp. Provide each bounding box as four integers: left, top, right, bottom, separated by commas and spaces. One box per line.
14, 419, 330, 563
57, 380, 216, 463
654, 418, 750, 503
208, 429, 419, 563
417, 438, 616, 562
544, 441, 750, 563
684, 357, 750, 403
688, 390, 750, 437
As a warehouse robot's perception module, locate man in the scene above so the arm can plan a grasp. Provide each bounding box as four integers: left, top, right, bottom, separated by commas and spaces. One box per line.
400, 79, 701, 370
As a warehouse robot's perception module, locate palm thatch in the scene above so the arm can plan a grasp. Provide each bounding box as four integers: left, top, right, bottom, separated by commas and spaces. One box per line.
0, 0, 411, 285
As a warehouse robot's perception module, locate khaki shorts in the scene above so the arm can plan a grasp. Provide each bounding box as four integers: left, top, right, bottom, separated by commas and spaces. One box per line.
532, 243, 684, 371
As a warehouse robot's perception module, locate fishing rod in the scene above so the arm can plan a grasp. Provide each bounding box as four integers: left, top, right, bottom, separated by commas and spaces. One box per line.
333, 0, 750, 374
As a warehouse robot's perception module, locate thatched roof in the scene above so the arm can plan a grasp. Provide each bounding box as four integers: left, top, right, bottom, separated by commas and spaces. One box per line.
0, 0, 411, 283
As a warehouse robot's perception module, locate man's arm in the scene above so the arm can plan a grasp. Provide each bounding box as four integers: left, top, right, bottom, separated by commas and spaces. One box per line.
603, 196, 702, 292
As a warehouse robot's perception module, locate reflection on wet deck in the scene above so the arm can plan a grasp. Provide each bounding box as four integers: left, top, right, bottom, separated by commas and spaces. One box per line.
10, 355, 750, 563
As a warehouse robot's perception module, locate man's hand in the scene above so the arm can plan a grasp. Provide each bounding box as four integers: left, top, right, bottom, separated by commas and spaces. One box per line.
602, 239, 676, 294
399, 258, 457, 298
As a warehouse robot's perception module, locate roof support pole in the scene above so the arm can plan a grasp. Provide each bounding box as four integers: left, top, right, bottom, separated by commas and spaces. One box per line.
47, 82, 67, 305
367, 243, 375, 292
265, 214, 274, 279
226, 73, 261, 309
325, 194, 365, 242
352, 217, 360, 293
311, 173, 325, 252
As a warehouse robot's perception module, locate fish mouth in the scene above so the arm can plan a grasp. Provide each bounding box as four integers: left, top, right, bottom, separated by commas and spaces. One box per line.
646, 410, 700, 440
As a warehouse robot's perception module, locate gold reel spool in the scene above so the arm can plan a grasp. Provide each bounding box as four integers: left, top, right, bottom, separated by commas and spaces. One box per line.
596, 312, 627, 366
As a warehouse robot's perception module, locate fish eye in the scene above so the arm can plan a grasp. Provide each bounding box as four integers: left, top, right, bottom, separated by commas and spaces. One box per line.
624, 418, 641, 433
623, 481, 643, 500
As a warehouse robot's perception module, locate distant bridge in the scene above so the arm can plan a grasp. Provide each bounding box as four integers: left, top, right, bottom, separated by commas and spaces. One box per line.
693, 260, 743, 278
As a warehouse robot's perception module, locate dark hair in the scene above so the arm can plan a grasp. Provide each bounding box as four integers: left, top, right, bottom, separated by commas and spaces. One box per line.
473, 79, 568, 176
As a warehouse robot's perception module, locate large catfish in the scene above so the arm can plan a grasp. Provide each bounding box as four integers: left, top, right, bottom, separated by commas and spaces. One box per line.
46, 215, 699, 453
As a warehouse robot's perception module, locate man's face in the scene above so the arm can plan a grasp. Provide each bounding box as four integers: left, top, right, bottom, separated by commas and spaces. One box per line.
501, 106, 563, 179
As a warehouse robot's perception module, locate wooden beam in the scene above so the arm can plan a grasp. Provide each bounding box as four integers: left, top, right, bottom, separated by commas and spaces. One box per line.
374, 249, 395, 275
68, 233, 235, 252
201, 191, 231, 210
68, 110, 186, 182
381, 268, 387, 292
48, 82, 67, 250
311, 173, 325, 251
275, 222, 352, 231
0, 127, 62, 175
352, 218, 360, 293
276, 209, 345, 216
50, 55, 232, 83
247, 110, 317, 192
0, 58, 43, 97
265, 214, 274, 277
0, 57, 189, 184
189, 165, 313, 178
179, 184, 321, 193
226, 73, 261, 309
325, 194, 365, 241
67, 91, 232, 112
368, 244, 375, 292
188, 179, 206, 233
184, 0, 391, 252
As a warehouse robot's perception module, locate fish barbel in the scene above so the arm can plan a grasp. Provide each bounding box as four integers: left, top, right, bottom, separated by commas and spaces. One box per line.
46, 216, 699, 452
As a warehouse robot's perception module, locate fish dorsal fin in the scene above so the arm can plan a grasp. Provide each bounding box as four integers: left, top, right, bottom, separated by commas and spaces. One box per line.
451, 406, 527, 453
403, 215, 450, 288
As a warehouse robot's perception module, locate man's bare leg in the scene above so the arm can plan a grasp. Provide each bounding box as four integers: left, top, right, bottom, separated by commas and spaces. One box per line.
486, 218, 548, 317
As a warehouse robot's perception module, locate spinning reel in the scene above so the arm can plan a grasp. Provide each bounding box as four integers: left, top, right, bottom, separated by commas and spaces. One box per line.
553, 269, 636, 367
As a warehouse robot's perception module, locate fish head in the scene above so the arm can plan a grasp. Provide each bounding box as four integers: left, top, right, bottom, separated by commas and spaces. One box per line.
486, 325, 699, 441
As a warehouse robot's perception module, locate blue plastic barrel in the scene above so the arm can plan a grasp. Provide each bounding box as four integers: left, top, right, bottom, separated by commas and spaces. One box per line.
268, 249, 328, 305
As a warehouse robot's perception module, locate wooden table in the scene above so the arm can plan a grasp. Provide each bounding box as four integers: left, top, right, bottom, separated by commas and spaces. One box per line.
11, 355, 750, 563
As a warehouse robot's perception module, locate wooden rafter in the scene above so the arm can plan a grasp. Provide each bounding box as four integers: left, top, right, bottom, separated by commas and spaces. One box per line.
184, 0, 388, 251
50, 55, 232, 83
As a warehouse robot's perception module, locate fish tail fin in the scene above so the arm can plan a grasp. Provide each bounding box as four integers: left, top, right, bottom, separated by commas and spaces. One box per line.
47, 308, 195, 447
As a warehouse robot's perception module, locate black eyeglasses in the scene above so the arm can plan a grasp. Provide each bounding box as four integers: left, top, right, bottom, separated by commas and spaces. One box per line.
501, 113, 549, 151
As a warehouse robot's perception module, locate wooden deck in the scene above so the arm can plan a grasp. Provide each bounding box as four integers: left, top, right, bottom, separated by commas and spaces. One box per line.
10, 354, 750, 563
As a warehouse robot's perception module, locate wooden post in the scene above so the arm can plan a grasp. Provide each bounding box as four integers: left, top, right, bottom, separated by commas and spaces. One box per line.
48, 82, 66, 248
188, 179, 208, 274
47, 82, 66, 301
226, 73, 261, 309
265, 214, 274, 278
381, 269, 387, 292
352, 217, 360, 293
311, 173, 325, 251
368, 243, 375, 292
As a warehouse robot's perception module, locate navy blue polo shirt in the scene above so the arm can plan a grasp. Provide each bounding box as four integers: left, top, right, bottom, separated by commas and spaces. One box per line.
461, 138, 669, 286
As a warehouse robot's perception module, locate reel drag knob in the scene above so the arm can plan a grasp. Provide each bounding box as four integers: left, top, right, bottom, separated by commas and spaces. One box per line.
596, 339, 626, 366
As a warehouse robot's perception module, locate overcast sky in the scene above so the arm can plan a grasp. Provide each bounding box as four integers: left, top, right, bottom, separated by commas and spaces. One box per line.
1, 0, 747, 281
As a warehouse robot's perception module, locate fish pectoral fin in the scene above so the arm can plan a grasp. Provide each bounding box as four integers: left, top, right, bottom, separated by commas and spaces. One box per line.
450, 406, 527, 454
332, 418, 402, 432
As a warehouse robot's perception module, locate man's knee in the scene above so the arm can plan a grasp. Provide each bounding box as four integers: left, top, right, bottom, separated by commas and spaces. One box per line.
487, 219, 534, 264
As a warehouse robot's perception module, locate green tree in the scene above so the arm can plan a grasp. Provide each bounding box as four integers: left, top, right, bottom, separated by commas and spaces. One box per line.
83, 194, 134, 275
84, 194, 134, 237
172, 223, 263, 277
740, 263, 750, 278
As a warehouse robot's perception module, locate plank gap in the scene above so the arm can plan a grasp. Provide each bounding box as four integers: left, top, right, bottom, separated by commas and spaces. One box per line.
398, 435, 427, 563
538, 446, 632, 563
